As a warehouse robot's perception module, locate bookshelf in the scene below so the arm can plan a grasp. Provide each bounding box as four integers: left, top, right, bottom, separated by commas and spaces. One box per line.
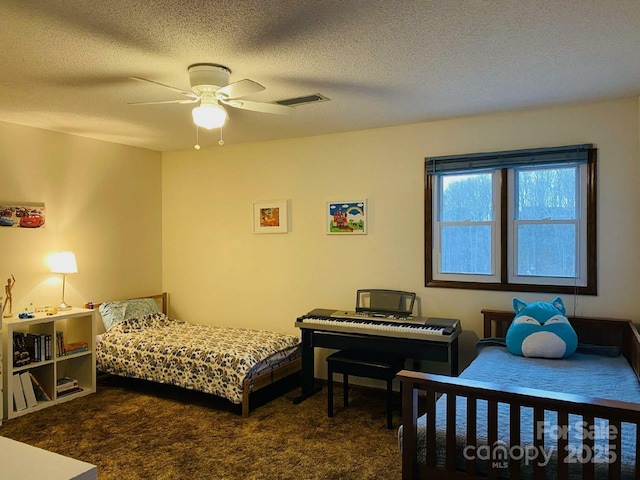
2, 308, 96, 420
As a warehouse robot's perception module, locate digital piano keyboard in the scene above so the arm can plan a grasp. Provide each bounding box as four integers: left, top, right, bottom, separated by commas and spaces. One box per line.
295, 308, 460, 343
292, 306, 461, 404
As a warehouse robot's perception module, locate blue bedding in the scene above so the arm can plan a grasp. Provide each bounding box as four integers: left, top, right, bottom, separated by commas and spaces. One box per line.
406, 341, 640, 479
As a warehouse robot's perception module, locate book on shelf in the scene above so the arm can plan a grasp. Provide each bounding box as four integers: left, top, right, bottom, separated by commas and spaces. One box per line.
57, 382, 79, 394
35, 333, 52, 361
12, 374, 27, 411
15, 333, 53, 364
12, 332, 31, 367
64, 342, 89, 355
24, 334, 37, 362
20, 371, 38, 408
45, 334, 52, 360
56, 376, 79, 394
56, 376, 77, 387
56, 386, 83, 398
29, 372, 51, 401
56, 331, 66, 357
24, 334, 44, 363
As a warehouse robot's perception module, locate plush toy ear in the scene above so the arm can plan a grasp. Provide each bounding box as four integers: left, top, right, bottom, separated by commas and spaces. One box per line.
513, 298, 528, 313
551, 296, 566, 315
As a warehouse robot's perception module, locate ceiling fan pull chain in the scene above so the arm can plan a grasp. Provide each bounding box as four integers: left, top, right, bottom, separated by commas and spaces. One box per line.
194, 125, 201, 150
219, 127, 224, 146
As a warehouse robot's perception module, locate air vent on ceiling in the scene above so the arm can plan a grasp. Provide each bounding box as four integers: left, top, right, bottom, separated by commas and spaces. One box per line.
274, 93, 330, 107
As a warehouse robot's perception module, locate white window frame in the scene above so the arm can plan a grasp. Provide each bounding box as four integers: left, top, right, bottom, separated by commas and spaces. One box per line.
506, 163, 588, 287
432, 170, 501, 283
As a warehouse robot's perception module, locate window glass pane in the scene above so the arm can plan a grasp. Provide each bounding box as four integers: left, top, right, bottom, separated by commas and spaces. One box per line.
441, 173, 493, 222
441, 225, 492, 274
516, 167, 577, 220
516, 224, 576, 277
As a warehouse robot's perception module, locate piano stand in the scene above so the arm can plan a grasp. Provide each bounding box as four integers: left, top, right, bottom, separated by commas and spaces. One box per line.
293, 326, 459, 405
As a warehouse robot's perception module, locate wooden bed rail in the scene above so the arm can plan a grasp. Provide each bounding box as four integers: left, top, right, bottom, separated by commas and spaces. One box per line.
399, 370, 640, 480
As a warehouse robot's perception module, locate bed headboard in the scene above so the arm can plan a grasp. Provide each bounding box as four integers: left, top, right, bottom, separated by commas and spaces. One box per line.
86, 293, 168, 335
86, 292, 168, 315
482, 308, 640, 382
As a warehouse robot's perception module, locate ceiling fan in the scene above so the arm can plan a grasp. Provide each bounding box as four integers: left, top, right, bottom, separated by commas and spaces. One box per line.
129, 63, 293, 130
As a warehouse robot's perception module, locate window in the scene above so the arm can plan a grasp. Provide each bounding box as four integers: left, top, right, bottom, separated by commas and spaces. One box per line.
434, 171, 500, 282
425, 145, 596, 295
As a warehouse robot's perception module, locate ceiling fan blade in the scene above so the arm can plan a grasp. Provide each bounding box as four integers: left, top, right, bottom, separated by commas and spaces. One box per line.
128, 98, 199, 105
222, 99, 293, 115
216, 79, 265, 100
129, 76, 197, 98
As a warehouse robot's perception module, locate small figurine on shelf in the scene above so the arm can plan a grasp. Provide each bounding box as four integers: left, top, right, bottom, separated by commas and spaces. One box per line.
2, 274, 15, 318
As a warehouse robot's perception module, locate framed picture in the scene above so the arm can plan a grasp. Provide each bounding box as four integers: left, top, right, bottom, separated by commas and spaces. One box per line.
253, 200, 288, 234
327, 200, 367, 234
0, 201, 46, 229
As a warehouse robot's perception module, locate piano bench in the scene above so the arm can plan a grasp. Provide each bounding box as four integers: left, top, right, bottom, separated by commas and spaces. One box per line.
326, 349, 404, 429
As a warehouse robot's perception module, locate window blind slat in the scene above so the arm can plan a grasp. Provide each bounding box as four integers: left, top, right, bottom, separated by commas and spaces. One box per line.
426, 144, 590, 175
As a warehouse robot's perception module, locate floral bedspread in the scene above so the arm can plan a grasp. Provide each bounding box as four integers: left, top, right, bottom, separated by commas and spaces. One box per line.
96, 313, 301, 404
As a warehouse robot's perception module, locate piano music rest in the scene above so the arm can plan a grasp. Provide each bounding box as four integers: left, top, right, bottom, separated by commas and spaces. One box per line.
326, 349, 404, 429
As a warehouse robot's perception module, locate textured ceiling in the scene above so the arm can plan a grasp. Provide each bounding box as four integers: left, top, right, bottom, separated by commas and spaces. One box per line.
1, 0, 639, 152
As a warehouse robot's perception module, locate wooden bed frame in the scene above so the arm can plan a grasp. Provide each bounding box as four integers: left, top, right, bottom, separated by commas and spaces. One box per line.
399, 309, 640, 480
87, 293, 302, 418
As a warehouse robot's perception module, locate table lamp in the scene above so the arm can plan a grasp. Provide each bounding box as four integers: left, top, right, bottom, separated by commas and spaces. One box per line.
50, 251, 77, 310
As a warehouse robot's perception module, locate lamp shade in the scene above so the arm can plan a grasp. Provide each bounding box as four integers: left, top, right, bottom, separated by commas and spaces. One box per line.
192, 103, 227, 130
50, 251, 78, 274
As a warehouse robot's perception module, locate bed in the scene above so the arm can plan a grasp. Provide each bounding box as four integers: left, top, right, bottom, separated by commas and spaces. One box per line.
88, 293, 302, 417
398, 309, 640, 479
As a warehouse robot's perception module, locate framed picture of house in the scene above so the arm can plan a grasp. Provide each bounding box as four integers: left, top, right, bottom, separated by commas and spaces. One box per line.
327, 200, 367, 234
253, 200, 288, 234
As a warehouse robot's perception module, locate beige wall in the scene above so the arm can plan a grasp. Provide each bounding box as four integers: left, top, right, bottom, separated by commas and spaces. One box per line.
163, 97, 640, 372
2, 97, 638, 377
0, 121, 162, 321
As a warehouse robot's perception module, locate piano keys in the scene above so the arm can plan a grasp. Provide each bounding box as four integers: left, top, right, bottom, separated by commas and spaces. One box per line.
295, 308, 460, 342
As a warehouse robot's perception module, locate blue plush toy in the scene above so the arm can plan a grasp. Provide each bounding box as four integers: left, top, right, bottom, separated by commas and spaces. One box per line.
505, 297, 578, 359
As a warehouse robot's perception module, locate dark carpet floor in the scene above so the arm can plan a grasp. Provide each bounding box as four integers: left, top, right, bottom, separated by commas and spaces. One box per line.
1, 374, 402, 479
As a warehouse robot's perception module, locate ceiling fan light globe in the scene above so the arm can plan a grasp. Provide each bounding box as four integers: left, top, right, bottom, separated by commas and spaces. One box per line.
192, 104, 227, 130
